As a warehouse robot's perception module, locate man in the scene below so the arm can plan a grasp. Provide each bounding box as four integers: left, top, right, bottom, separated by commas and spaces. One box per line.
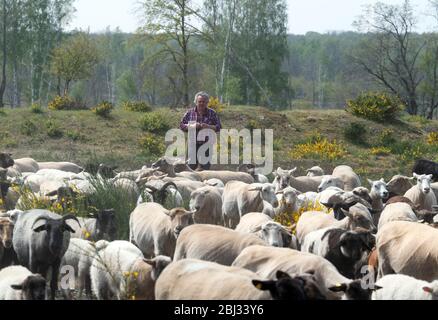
180, 92, 222, 171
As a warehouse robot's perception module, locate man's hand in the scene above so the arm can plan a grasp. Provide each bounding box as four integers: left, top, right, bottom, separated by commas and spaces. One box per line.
200, 123, 213, 130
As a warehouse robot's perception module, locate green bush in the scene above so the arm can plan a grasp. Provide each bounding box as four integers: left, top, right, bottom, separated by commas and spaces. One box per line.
343, 122, 368, 145
140, 111, 171, 134
48, 95, 87, 111
20, 120, 37, 136
46, 120, 63, 138
122, 101, 152, 113
346, 92, 404, 122
30, 103, 43, 114
92, 101, 113, 118
139, 133, 165, 156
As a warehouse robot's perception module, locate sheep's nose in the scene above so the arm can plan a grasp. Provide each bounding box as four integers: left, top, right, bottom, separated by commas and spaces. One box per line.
424, 188, 431, 194
272, 200, 279, 207
382, 192, 389, 198
317, 187, 323, 192
195, 206, 201, 211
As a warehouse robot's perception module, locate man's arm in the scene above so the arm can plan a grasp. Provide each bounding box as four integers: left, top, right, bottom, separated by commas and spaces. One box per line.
180, 111, 191, 132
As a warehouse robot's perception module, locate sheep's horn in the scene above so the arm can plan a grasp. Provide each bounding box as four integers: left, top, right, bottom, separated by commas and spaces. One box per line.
62, 214, 81, 227
160, 182, 178, 191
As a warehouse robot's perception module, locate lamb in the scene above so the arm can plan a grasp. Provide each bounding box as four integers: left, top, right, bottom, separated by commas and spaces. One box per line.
37, 161, 84, 173
222, 181, 278, 229
386, 175, 415, 198
377, 202, 418, 230
155, 259, 324, 300
231, 245, 371, 300
12, 209, 79, 299
0, 152, 14, 168
60, 238, 109, 299
273, 167, 323, 193
332, 165, 361, 191
0, 217, 17, 268
413, 159, 438, 182
70, 209, 117, 242
372, 274, 438, 300
90, 240, 171, 300
404, 173, 438, 211
189, 186, 223, 225
0, 266, 46, 300
296, 203, 376, 244
301, 228, 373, 279
306, 166, 325, 177
376, 221, 438, 281
235, 213, 297, 249
173, 224, 267, 266
129, 202, 195, 258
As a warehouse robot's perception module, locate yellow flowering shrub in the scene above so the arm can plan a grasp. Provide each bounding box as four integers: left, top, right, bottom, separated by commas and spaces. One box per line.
427, 132, 438, 146
274, 200, 331, 234
92, 101, 113, 118
346, 92, 404, 122
208, 96, 226, 113
289, 135, 346, 161
370, 147, 392, 156
139, 133, 165, 156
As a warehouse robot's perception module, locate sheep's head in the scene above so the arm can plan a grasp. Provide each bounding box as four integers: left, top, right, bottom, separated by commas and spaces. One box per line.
276, 187, 300, 210
338, 230, 373, 261
254, 221, 292, 248
151, 158, 174, 173
386, 175, 415, 196
253, 270, 326, 300
318, 176, 343, 192
11, 274, 46, 300
413, 173, 433, 195
189, 189, 209, 212
143, 255, 172, 281
33, 215, 79, 256
249, 183, 279, 208
274, 167, 297, 190
0, 217, 14, 249
0, 153, 14, 169
89, 209, 117, 241
368, 178, 389, 200
164, 208, 196, 238
341, 203, 377, 233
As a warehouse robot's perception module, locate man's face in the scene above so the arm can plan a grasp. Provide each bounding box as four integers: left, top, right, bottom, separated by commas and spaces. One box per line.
196, 96, 208, 112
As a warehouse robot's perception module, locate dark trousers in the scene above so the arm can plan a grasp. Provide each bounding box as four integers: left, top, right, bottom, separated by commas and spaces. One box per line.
188, 143, 211, 171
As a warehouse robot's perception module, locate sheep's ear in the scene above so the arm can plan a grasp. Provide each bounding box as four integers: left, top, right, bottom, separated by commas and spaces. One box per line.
367, 179, 374, 186
143, 258, 156, 267
373, 285, 383, 291
380, 178, 385, 183
248, 186, 262, 192
413, 173, 419, 179
427, 174, 434, 180
10, 284, 23, 290
250, 226, 262, 233
423, 286, 434, 294
276, 270, 291, 280
252, 280, 274, 291
288, 168, 297, 175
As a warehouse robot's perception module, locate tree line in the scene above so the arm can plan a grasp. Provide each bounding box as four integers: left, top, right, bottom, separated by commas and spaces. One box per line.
1, 0, 438, 119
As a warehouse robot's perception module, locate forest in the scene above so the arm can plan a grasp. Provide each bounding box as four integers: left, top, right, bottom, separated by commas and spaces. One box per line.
0, 0, 438, 119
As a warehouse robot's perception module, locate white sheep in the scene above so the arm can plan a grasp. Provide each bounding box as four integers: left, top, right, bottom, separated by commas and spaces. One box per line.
317, 176, 345, 192
372, 274, 438, 300
332, 165, 361, 191
0, 266, 46, 300
90, 240, 171, 300
404, 173, 438, 211
377, 202, 418, 230
222, 181, 278, 229
129, 202, 195, 258
189, 186, 223, 225
306, 166, 325, 177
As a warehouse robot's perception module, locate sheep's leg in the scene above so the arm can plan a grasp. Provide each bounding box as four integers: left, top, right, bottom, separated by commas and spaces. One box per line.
50, 260, 61, 300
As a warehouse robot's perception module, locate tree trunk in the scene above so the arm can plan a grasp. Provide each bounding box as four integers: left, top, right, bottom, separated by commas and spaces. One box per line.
0, 0, 7, 108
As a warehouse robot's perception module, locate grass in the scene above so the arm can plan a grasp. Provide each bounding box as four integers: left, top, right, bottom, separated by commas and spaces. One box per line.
0, 105, 437, 181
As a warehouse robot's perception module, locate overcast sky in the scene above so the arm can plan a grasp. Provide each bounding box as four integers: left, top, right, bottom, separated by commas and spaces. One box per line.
67, 0, 436, 34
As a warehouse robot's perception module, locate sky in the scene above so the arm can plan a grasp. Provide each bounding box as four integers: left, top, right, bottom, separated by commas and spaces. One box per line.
67, 0, 436, 35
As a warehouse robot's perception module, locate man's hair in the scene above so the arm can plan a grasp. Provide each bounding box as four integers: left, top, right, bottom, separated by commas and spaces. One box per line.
194, 91, 210, 104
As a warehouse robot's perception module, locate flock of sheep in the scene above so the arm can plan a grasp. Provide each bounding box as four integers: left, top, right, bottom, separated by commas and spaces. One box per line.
1, 152, 438, 300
